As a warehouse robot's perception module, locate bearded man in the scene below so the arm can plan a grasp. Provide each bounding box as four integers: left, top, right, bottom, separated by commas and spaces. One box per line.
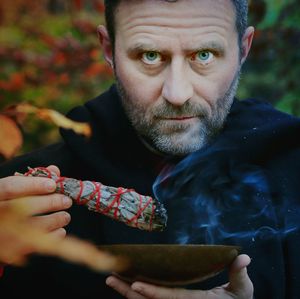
1, 1, 300, 299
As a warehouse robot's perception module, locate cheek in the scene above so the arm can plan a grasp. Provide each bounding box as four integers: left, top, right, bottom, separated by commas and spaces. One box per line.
195, 64, 239, 104
115, 55, 162, 106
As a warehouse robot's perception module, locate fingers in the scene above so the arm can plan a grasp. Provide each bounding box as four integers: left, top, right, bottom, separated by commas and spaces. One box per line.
131, 282, 193, 299
48, 228, 67, 239
0, 164, 61, 202
230, 254, 251, 271
0, 164, 71, 216
106, 276, 146, 299
15, 193, 72, 215
0, 176, 56, 201
106, 256, 253, 299
28, 211, 71, 232
226, 254, 254, 298
106, 277, 201, 299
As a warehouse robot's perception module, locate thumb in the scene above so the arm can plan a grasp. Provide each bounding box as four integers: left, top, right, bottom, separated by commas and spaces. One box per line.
226, 254, 253, 299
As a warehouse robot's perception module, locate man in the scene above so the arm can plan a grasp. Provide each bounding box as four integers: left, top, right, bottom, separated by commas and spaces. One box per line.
0, 0, 299, 298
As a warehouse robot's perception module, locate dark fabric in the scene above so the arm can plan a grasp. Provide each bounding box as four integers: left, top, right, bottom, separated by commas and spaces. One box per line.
0, 84, 300, 298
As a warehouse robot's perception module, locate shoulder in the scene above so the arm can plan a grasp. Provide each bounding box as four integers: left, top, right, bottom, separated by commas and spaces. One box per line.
227, 98, 300, 134
0, 142, 74, 178
231, 98, 295, 118
64, 84, 120, 122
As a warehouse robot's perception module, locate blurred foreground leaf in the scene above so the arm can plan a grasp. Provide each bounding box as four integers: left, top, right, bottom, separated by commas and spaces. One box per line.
0, 115, 23, 159
0, 202, 127, 272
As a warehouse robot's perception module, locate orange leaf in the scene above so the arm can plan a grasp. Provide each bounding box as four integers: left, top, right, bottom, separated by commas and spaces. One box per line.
0, 115, 23, 159
10, 104, 92, 137
0, 202, 127, 272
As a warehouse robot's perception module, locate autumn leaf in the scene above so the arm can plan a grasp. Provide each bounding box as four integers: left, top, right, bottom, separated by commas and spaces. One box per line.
0, 114, 23, 159
0, 202, 127, 272
5, 103, 92, 137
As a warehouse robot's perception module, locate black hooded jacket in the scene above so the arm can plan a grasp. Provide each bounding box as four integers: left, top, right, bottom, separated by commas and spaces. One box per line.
0, 85, 300, 299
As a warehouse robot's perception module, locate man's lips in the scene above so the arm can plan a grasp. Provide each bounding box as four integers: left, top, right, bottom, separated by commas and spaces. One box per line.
161, 116, 196, 121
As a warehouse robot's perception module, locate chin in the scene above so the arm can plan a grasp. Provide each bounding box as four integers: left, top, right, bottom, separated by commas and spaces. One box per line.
153, 134, 207, 156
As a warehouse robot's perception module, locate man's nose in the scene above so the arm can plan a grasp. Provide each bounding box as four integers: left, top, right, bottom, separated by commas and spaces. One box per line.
162, 60, 193, 106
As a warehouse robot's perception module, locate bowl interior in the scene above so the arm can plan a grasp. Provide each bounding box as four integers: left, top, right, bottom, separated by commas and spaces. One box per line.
99, 244, 240, 286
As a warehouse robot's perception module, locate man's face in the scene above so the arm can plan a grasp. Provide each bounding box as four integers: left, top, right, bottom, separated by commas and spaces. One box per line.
112, 0, 243, 155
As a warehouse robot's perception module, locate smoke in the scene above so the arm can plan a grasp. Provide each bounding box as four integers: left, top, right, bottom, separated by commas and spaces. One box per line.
153, 147, 299, 245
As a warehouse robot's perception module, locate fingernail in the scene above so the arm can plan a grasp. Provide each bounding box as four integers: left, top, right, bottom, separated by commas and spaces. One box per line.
45, 180, 56, 191
63, 196, 72, 207
64, 212, 71, 223
106, 277, 113, 286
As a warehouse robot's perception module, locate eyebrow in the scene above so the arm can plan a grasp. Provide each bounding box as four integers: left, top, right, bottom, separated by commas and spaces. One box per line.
127, 43, 163, 55
127, 40, 225, 56
191, 41, 225, 54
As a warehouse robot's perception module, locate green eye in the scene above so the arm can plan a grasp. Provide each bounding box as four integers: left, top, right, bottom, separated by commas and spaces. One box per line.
198, 51, 210, 60
193, 51, 214, 64
142, 51, 161, 64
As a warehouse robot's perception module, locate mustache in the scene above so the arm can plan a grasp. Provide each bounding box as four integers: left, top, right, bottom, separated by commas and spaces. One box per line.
151, 101, 209, 118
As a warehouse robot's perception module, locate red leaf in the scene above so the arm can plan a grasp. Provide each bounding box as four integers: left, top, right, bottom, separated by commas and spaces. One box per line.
74, 0, 83, 10
94, 1, 105, 14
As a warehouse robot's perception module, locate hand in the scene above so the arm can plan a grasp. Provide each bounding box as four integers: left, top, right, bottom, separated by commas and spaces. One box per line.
106, 254, 253, 299
0, 165, 72, 264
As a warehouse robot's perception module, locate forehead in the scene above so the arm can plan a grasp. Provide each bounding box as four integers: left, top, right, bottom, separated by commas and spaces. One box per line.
114, 0, 237, 48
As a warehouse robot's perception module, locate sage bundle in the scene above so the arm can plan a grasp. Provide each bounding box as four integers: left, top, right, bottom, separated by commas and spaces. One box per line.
22, 167, 167, 232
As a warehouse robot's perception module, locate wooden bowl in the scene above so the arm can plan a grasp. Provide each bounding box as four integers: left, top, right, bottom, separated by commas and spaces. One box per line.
99, 244, 240, 286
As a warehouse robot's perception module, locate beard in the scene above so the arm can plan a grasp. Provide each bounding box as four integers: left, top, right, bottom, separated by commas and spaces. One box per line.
116, 70, 240, 156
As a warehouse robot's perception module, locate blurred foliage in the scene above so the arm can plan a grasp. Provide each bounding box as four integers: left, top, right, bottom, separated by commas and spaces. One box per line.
0, 0, 299, 155
239, 0, 300, 115
0, 0, 113, 155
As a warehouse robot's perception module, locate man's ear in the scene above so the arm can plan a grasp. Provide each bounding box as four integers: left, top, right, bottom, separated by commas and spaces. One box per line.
97, 25, 113, 68
241, 26, 255, 65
